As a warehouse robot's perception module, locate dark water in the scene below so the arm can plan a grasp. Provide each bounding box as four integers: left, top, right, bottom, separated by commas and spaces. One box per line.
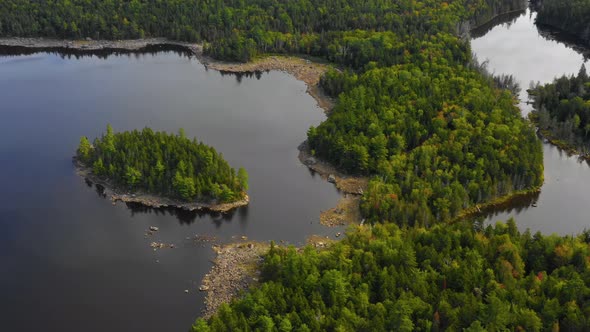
0, 50, 342, 331
471, 9, 590, 235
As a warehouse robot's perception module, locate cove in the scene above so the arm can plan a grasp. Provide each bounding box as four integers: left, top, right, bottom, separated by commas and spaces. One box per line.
471, 8, 590, 235
0, 49, 342, 332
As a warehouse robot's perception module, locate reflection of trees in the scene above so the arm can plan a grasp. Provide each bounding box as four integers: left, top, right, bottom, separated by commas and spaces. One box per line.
470, 9, 526, 39
479, 190, 541, 221
536, 24, 590, 61
85, 179, 243, 225
218, 70, 265, 83
125, 202, 239, 225
0, 44, 194, 60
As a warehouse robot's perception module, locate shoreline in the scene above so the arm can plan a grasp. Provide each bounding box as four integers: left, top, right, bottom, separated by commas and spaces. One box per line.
537, 129, 590, 162
298, 141, 369, 227
298, 141, 368, 196
529, 113, 590, 162
75, 159, 249, 213
199, 235, 336, 318
200, 241, 268, 318
451, 186, 542, 223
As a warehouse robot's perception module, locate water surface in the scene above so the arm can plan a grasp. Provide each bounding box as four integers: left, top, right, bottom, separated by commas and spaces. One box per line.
0, 50, 342, 332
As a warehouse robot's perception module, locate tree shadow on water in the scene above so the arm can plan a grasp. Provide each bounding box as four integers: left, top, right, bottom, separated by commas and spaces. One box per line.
84, 177, 247, 226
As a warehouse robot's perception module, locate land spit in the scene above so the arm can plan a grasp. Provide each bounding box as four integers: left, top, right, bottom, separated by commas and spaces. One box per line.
200, 235, 337, 318
199, 241, 268, 318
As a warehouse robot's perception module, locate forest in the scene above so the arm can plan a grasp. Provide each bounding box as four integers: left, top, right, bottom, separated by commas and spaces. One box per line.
311, 60, 542, 226
529, 65, 590, 155
534, 0, 590, 43
1, 0, 525, 62
77, 125, 248, 203
193, 220, 590, 331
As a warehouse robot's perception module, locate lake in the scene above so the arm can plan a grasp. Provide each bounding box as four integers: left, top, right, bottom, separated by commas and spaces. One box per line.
0, 49, 342, 332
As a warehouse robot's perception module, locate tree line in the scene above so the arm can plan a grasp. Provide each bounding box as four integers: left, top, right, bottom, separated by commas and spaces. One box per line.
77, 125, 248, 203
1, 0, 524, 63
534, 0, 590, 44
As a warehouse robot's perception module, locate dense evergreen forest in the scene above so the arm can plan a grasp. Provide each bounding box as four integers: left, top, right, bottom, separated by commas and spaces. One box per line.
194, 220, 590, 331
311, 61, 542, 225
534, 0, 590, 43
77, 125, 248, 203
529, 65, 590, 155
1, 0, 523, 62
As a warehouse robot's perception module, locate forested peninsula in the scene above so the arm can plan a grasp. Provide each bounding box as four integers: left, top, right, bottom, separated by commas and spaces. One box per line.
529, 65, 590, 158
76, 126, 249, 212
533, 0, 590, 44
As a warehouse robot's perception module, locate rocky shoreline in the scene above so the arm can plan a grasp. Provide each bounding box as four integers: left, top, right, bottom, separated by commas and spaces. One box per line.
200, 241, 268, 318
203, 55, 335, 113
199, 235, 338, 318
75, 159, 249, 213
298, 141, 368, 196
298, 141, 368, 226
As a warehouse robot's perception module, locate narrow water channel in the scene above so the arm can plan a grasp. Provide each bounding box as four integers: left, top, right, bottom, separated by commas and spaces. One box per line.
471, 8, 590, 235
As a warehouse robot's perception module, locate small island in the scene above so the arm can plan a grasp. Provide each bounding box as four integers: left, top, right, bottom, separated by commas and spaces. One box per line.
75, 125, 249, 212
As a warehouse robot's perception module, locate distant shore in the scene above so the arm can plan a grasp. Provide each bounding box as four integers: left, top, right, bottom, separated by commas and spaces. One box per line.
74, 158, 249, 213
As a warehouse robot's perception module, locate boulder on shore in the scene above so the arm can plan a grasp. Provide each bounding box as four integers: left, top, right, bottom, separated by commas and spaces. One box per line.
327, 174, 336, 183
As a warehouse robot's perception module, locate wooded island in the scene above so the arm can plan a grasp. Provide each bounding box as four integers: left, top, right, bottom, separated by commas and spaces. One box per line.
76, 125, 248, 206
